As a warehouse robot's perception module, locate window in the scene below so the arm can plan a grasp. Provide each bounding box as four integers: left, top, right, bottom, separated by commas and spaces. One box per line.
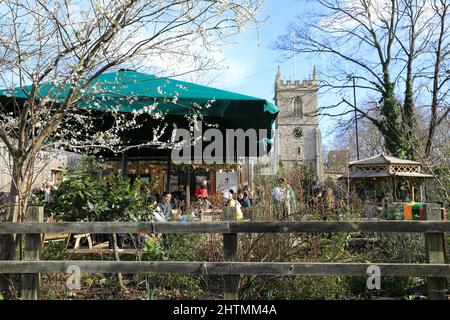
292, 97, 303, 115
297, 147, 301, 155
51, 170, 62, 186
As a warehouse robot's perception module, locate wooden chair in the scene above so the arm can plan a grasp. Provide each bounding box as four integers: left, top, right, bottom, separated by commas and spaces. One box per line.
72, 233, 93, 249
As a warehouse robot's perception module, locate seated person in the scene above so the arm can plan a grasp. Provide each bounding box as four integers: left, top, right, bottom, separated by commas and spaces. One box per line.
192, 195, 204, 218
150, 192, 161, 204
152, 206, 167, 222
171, 196, 178, 209
173, 185, 186, 202
200, 196, 211, 210
158, 191, 173, 220
172, 185, 186, 212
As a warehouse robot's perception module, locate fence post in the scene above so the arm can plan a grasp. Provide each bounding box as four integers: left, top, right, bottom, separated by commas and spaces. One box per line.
425, 203, 447, 300
21, 206, 43, 300
223, 206, 239, 300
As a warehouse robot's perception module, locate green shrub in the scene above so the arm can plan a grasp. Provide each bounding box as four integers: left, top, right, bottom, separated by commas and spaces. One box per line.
345, 275, 424, 299
41, 241, 69, 260
240, 274, 351, 300
352, 232, 427, 298
376, 233, 425, 263
142, 237, 164, 261
382, 203, 405, 220
47, 168, 152, 222
140, 234, 203, 299
47, 169, 107, 221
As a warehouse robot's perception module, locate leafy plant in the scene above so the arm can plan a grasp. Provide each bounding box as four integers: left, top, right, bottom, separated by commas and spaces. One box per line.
48, 167, 152, 222
41, 241, 69, 261
84, 277, 95, 288
140, 234, 203, 298
47, 169, 107, 221
102, 174, 148, 221
29, 193, 45, 206
143, 237, 164, 261
382, 203, 405, 220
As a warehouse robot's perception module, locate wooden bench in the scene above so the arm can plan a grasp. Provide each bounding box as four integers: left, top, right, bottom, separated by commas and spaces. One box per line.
66, 248, 139, 255
42, 216, 71, 246
43, 216, 92, 249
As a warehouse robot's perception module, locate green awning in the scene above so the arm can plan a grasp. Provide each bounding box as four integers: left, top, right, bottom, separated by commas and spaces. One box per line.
0, 69, 278, 130
0, 70, 279, 159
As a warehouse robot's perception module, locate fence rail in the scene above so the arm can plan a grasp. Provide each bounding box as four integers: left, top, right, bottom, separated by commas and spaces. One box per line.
0, 206, 448, 300
1, 261, 450, 277
0, 220, 449, 234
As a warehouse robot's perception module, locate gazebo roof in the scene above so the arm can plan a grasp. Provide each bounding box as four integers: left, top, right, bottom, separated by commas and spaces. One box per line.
343, 171, 434, 179
341, 153, 433, 179
348, 153, 421, 166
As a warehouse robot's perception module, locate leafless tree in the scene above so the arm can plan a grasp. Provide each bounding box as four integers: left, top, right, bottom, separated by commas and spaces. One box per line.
274, 0, 449, 161
0, 0, 264, 296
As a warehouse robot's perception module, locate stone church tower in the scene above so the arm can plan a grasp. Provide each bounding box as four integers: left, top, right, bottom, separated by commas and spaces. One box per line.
274, 66, 323, 180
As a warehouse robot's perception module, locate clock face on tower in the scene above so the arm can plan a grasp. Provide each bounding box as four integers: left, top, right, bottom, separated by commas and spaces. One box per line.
293, 127, 303, 139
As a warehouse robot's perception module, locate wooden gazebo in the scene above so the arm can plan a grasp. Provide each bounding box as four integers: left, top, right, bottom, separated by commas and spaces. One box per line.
341, 153, 433, 202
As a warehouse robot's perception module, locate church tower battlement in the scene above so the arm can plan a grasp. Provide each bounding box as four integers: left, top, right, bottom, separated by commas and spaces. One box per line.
275, 65, 318, 88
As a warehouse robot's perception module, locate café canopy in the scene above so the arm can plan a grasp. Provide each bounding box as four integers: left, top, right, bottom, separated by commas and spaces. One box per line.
0, 69, 279, 159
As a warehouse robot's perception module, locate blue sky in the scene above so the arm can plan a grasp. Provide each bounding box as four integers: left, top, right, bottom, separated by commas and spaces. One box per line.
206, 0, 339, 147
212, 0, 315, 98
0, 0, 344, 147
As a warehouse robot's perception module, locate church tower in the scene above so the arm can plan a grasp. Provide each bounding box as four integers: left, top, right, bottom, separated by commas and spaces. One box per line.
274, 66, 323, 180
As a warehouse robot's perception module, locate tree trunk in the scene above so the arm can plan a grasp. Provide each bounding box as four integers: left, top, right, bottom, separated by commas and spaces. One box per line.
403, 51, 417, 160
112, 233, 125, 291
424, 4, 447, 160
0, 206, 17, 297
424, 61, 440, 159
0, 163, 30, 298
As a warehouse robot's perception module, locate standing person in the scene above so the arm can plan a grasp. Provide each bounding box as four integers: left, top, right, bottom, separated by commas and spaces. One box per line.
272, 178, 286, 220
237, 189, 251, 208
286, 180, 297, 216
242, 184, 253, 204
323, 187, 335, 210
223, 190, 243, 220
43, 180, 53, 203
271, 178, 289, 220
194, 179, 208, 198
173, 185, 186, 201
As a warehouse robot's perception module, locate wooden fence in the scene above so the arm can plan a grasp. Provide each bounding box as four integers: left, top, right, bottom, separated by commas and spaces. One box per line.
0, 206, 448, 300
